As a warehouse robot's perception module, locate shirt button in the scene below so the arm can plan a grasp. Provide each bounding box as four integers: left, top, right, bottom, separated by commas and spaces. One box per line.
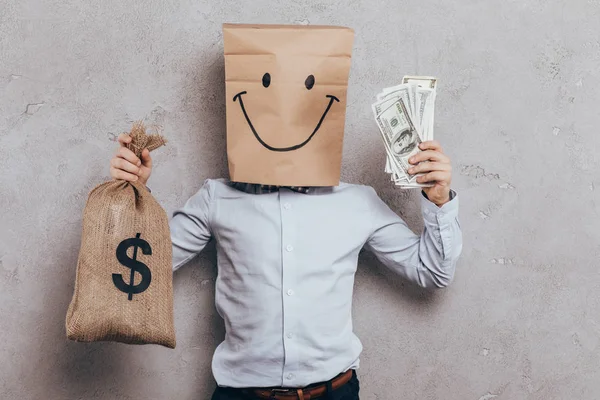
287, 332, 293, 339
286, 373, 294, 380
287, 289, 294, 296
286, 245, 294, 252
284, 203, 292, 210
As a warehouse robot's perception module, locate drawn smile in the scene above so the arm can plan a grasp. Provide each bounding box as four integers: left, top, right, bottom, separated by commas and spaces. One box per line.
233, 91, 339, 152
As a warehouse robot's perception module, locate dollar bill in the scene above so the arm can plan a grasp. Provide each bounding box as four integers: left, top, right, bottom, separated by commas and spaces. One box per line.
377, 84, 413, 117
376, 83, 424, 136
402, 75, 437, 90
416, 87, 436, 141
415, 88, 432, 139
373, 98, 422, 181
373, 75, 438, 189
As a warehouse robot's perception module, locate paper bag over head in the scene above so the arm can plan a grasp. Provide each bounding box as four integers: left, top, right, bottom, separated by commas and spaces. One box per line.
223, 23, 355, 186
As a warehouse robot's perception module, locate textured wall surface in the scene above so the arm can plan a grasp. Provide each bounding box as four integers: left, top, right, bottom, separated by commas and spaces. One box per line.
2, 0, 600, 399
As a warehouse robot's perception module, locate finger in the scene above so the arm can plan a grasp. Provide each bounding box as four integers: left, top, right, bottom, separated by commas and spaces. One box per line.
140, 148, 152, 169
116, 146, 141, 166
410, 150, 450, 164
408, 162, 451, 175
110, 157, 141, 175
416, 171, 450, 184
418, 140, 442, 152
117, 133, 132, 146
110, 167, 139, 182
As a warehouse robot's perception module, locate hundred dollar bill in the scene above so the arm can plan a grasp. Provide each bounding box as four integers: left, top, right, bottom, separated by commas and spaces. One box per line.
405, 75, 436, 138
373, 98, 423, 181
377, 84, 413, 118
405, 76, 436, 138
416, 87, 436, 141
373, 96, 415, 179
392, 170, 434, 188
375, 75, 439, 188
402, 75, 437, 90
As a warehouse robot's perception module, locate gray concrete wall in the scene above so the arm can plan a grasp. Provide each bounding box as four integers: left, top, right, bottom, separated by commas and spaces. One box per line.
1, 0, 599, 399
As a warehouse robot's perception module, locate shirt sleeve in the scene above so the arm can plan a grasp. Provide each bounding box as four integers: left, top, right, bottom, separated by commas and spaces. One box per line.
364, 188, 463, 288
170, 179, 214, 271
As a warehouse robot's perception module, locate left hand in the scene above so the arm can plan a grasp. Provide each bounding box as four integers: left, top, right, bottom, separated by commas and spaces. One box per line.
407, 140, 452, 206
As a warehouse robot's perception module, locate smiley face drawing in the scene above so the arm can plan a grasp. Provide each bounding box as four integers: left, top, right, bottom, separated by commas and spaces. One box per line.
233, 73, 340, 152
223, 23, 354, 186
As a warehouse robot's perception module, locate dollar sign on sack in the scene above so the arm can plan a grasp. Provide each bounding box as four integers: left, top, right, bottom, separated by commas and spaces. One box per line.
113, 233, 152, 301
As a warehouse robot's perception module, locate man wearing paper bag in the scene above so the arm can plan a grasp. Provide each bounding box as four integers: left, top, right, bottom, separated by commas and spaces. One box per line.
110, 23, 462, 400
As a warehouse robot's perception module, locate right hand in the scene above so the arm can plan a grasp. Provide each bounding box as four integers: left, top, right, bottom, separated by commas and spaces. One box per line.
109, 133, 152, 185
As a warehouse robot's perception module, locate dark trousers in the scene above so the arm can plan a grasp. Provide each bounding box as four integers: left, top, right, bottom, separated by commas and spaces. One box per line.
211, 370, 360, 400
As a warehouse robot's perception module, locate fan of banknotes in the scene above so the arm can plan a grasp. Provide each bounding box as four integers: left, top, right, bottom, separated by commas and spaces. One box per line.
372, 75, 437, 189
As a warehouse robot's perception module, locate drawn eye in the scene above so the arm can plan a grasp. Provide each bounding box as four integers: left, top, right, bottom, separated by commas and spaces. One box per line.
305, 74, 315, 90
262, 73, 271, 88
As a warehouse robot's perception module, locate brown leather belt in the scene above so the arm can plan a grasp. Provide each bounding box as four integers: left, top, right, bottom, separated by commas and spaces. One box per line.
247, 369, 354, 399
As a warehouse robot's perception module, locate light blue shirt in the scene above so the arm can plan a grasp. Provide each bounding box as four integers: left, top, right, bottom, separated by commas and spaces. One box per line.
170, 178, 462, 388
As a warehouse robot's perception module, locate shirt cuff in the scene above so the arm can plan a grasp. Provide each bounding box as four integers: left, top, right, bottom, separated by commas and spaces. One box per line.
421, 189, 459, 223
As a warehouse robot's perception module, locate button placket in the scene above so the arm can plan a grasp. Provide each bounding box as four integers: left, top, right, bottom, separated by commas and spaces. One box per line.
279, 189, 298, 383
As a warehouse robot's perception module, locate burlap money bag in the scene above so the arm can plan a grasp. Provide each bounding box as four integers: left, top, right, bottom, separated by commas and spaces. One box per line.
66, 122, 175, 348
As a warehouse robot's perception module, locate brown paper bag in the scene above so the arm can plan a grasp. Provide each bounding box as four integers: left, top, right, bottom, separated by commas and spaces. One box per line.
223, 23, 355, 186
66, 122, 176, 348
